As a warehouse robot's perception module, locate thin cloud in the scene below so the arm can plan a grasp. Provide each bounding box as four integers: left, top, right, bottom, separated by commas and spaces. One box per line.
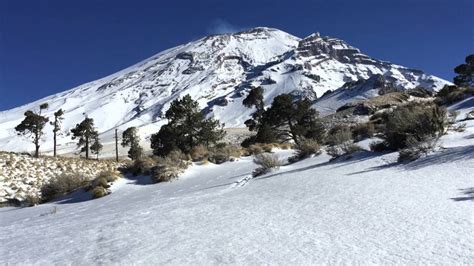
207, 19, 245, 34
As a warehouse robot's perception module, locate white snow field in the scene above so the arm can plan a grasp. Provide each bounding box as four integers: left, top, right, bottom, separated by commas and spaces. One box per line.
1, 99, 473, 264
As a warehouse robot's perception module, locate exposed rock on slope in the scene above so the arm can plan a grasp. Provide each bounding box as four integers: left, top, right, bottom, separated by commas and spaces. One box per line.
0, 27, 448, 154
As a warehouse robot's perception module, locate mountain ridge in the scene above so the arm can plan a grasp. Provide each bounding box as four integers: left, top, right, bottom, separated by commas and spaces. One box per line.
0, 27, 449, 154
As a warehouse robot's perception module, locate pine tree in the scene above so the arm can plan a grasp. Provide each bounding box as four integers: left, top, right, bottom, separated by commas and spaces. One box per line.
90, 134, 103, 160
70, 116, 98, 159
15, 103, 49, 158
242, 87, 279, 143
198, 118, 226, 147
260, 94, 325, 145
454, 54, 474, 87
122, 127, 143, 160
151, 94, 225, 156
50, 109, 64, 157
243, 87, 265, 132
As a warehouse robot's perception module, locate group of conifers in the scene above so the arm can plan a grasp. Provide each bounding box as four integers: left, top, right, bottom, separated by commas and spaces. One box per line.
14, 88, 326, 162
14, 104, 142, 161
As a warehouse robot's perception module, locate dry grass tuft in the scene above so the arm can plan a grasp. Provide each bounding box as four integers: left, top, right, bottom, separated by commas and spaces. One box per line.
252, 153, 283, 177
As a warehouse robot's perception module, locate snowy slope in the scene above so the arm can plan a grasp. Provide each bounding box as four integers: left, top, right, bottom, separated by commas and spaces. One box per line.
1, 99, 473, 264
0, 27, 448, 154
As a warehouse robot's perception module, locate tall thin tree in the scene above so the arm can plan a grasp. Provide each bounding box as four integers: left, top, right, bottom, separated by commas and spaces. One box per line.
115, 128, 119, 162
50, 109, 64, 157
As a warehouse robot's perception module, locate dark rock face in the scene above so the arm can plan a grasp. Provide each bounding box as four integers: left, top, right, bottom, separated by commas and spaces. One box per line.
297, 33, 360, 61
261, 77, 277, 85
202, 96, 230, 115
176, 52, 206, 74
320, 90, 333, 98
213, 97, 229, 106
303, 72, 321, 82
182, 66, 205, 74
231, 90, 246, 98
406, 87, 434, 98
287, 64, 303, 72
353, 103, 377, 115
336, 102, 377, 116
296, 33, 393, 68
288, 89, 318, 102
217, 55, 252, 70
341, 74, 396, 95
176, 52, 194, 62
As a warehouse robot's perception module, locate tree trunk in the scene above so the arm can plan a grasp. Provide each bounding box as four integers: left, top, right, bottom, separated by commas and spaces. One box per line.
53, 131, 57, 157
115, 129, 119, 162
34, 132, 40, 158
85, 136, 89, 159
288, 119, 299, 146
35, 144, 40, 158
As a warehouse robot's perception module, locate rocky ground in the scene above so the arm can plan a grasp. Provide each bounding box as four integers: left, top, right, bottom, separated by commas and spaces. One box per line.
0, 152, 121, 205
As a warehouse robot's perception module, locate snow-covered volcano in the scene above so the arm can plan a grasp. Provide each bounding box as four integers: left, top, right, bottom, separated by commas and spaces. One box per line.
0, 27, 448, 153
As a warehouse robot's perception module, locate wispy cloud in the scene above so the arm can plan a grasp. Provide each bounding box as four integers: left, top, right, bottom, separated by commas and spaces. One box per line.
207, 19, 245, 34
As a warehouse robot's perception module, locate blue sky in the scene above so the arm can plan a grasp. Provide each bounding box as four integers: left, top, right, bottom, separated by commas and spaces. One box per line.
1, 0, 473, 111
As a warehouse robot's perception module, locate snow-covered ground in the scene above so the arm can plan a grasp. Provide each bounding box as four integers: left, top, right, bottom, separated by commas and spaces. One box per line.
1, 98, 473, 264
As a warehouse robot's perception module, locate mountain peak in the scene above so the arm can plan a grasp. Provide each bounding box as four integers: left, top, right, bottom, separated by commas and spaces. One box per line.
0, 28, 449, 153
234, 27, 285, 34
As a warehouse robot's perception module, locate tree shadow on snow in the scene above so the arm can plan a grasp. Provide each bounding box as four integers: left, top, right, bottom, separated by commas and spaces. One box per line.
347, 145, 474, 174
345, 162, 399, 176
255, 151, 383, 180
450, 96, 474, 110
328, 151, 382, 169
464, 134, 474, 140
451, 187, 474, 202
404, 145, 474, 170
124, 173, 153, 186
54, 188, 93, 204
254, 161, 332, 181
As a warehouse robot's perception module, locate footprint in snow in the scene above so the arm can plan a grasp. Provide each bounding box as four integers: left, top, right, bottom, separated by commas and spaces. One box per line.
231, 175, 252, 188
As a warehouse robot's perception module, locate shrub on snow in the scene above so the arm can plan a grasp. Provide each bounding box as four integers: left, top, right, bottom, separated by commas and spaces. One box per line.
381, 102, 447, 150
246, 144, 264, 156
327, 143, 363, 158
41, 173, 89, 202
91, 186, 108, 199
207, 144, 243, 164
96, 170, 121, 183
190, 145, 209, 162
128, 156, 156, 176
92, 177, 110, 189
151, 150, 189, 183
252, 153, 282, 177
289, 138, 321, 163
351, 122, 375, 141
326, 125, 352, 146
397, 137, 438, 163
